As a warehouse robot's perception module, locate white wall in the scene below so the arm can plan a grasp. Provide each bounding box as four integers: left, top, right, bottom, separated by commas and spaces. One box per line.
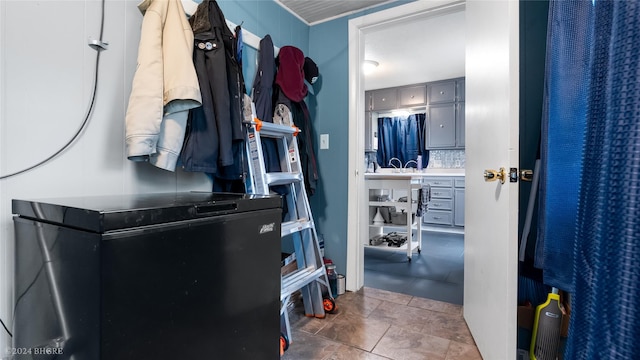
0, 1, 211, 352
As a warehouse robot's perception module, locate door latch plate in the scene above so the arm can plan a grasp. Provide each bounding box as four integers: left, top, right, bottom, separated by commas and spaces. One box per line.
509, 168, 518, 183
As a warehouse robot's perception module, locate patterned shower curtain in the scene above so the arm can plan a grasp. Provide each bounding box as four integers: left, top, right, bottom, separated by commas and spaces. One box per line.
540, 1, 640, 358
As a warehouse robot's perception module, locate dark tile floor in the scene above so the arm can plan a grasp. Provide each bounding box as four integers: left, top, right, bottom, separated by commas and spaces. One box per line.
280, 231, 475, 359
364, 231, 464, 305
281, 287, 481, 360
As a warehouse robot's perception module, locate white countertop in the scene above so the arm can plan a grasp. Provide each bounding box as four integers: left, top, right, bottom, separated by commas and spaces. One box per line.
365, 168, 465, 178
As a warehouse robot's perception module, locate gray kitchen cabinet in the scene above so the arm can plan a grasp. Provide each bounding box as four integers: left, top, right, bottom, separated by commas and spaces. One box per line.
398, 85, 426, 107
423, 210, 453, 226
427, 80, 456, 104
454, 177, 465, 226
456, 102, 465, 147
371, 88, 398, 111
456, 79, 465, 102
422, 176, 465, 228
423, 177, 454, 227
426, 77, 465, 149
365, 91, 373, 111
426, 104, 456, 148
367, 78, 464, 150
364, 111, 378, 151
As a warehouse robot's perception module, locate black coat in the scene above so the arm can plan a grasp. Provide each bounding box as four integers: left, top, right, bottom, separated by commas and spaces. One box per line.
252, 35, 275, 123
274, 87, 318, 196
181, 0, 245, 182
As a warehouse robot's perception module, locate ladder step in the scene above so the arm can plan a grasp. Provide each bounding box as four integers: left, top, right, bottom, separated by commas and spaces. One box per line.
281, 219, 313, 236
266, 172, 302, 186
254, 121, 299, 136
281, 266, 326, 300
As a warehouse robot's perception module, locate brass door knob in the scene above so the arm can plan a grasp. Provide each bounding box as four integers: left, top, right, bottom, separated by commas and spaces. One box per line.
484, 168, 506, 184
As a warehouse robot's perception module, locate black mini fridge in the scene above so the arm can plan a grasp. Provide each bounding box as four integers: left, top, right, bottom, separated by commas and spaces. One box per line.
12, 192, 282, 360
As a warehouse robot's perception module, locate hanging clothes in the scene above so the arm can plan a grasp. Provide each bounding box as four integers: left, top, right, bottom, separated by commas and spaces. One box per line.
125, 0, 201, 172
214, 24, 247, 192
273, 88, 319, 196
275, 46, 308, 102
252, 35, 275, 123
269, 89, 319, 196
235, 24, 243, 65
181, 0, 246, 190
251, 34, 281, 175
272, 46, 319, 196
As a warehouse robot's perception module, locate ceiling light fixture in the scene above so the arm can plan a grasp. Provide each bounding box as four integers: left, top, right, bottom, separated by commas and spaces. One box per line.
363, 60, 379, 74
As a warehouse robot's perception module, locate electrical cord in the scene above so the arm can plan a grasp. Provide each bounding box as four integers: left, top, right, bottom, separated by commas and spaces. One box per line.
0, 316, 11, 338
10, 231, 62, 334
0, 0, 106, 341
0, 0, 107, 180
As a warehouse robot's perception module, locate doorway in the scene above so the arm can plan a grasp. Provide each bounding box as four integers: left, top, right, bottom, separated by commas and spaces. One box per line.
345, 0, 466, 295
358, 3, 466, 305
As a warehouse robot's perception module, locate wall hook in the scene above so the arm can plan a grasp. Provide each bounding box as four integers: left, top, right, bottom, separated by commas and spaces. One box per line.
88, 37, 109, 51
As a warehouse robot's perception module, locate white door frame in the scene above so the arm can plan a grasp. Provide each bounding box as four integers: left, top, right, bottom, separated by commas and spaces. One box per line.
346, 0, 465, 292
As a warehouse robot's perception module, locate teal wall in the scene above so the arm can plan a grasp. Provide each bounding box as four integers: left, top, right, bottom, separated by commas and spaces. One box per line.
219, 0, 413, 275
306, 19, 350, 270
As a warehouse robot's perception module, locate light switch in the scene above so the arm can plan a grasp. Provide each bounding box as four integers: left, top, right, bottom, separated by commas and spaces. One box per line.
320, 134, 329, 149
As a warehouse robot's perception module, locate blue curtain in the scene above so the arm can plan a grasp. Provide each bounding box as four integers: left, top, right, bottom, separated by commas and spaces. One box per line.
536, 0, 593, 292
376, 114, 428, 168
566, 1, 640, 358
540, 1, 640, 358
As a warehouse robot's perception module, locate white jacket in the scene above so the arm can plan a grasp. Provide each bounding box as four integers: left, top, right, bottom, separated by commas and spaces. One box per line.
125, 0, 201, 171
